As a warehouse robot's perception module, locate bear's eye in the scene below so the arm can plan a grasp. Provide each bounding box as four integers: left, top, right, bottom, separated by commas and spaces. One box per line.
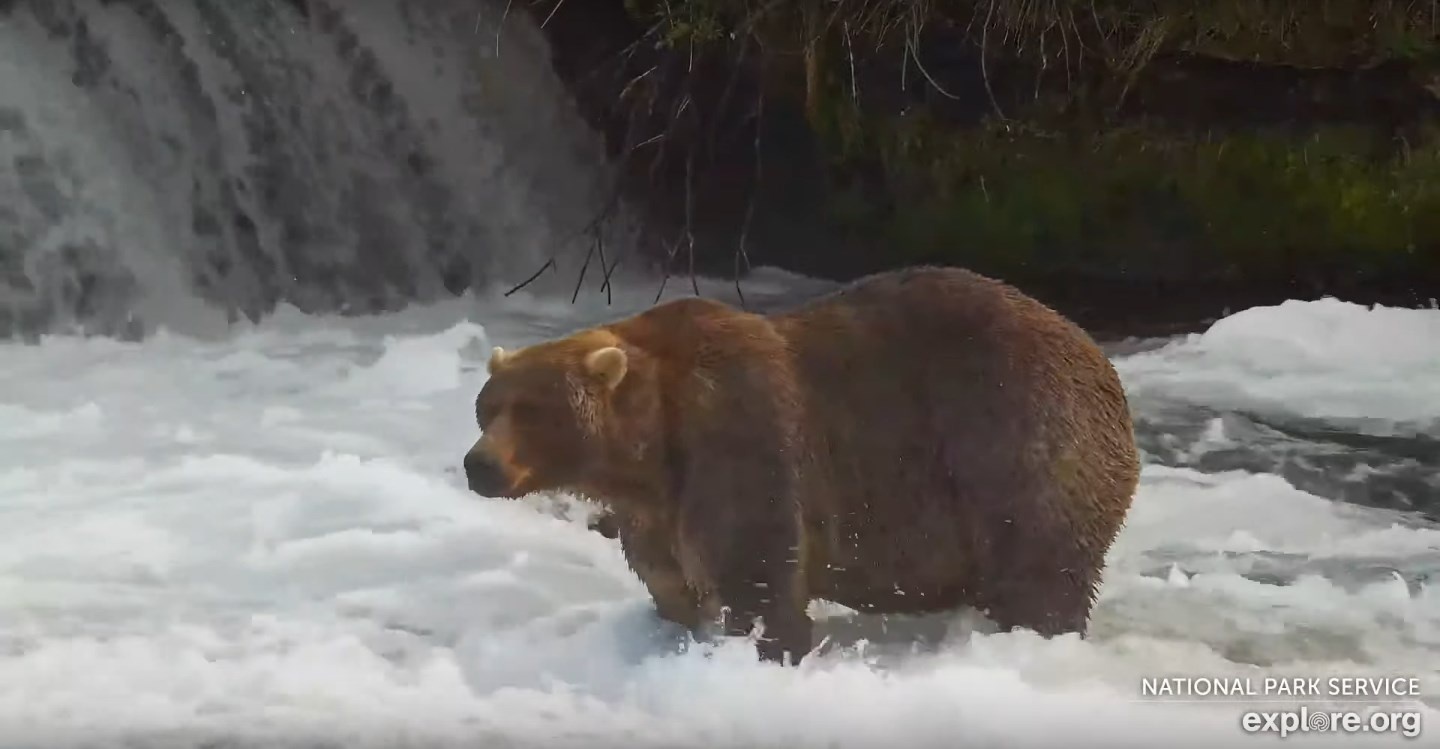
509, 401, 544, 424
475, 396, 498, 428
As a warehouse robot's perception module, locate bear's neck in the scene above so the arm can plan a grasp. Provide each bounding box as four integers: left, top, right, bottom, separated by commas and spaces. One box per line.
571, 432, 675, 520
573, 471, 665, 515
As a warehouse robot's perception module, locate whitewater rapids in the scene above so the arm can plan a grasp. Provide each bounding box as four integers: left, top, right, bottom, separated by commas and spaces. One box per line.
0, 270, 1436, 748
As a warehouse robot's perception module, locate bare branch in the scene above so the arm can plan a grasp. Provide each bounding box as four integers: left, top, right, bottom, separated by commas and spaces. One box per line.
569, 236, 598, 304
904, 3, 962, 101
539, 0, 568, 29
733, 77, 765, 310
596, 223, 617, 304
503, 258, 556, 297
494, 0, 514, 56
979, 0, 1009, 119
686, 150, 699, 297
708, 32, 752, 160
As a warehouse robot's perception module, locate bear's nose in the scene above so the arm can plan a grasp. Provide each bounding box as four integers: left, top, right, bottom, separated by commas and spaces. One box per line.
463, 450, 506, 497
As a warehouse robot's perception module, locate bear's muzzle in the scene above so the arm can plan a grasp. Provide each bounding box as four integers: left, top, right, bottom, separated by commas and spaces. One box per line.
463, 449, 510, 497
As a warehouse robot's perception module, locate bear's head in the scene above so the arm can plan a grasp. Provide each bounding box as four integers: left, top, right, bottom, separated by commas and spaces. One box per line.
462, 329, 660, 501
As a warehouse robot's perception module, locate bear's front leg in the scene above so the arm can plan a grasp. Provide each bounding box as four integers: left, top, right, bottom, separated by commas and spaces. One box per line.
587, 508, 620, 539
677, 362, 813, 665
709, 545, 813, 666
615, 514, 702, 630
678, 471, 813, 665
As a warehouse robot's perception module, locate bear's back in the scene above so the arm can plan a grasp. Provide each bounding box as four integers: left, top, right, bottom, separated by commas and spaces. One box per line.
771, 266, 1089, 454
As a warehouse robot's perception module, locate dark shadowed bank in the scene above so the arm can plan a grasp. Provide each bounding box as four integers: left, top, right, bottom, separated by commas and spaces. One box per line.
515, 0, 1440, 338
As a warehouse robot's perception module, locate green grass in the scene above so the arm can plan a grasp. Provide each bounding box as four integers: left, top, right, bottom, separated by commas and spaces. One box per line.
859, 117, 1440, 277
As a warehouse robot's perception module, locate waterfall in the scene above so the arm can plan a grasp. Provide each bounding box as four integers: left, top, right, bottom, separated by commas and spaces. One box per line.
0, 0, 626, 339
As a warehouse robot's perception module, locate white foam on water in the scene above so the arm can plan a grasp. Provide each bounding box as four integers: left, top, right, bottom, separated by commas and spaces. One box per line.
1, 288, 1436, 748
1114, 297, 1440, 435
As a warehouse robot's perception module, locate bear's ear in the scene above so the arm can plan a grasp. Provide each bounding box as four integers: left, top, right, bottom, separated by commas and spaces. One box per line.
488, 346, 509, 374
584, 346, 628, 391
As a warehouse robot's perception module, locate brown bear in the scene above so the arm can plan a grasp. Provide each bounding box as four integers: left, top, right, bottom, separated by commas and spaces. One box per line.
463, 266, 1140, 665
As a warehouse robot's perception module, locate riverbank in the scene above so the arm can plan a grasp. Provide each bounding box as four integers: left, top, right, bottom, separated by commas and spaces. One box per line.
518, 0, 1440, 335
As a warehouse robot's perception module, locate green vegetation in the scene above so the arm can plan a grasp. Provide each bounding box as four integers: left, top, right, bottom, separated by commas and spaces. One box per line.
617, 0, 1440, 279
862, 118, 1440, 277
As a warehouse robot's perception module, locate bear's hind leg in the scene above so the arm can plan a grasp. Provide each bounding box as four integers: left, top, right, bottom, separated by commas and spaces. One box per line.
985, 590, 1092, 638
983, 559, 1099, 639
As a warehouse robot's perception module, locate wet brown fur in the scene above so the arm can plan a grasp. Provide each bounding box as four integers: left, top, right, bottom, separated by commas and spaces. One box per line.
466, 266, 1141, 665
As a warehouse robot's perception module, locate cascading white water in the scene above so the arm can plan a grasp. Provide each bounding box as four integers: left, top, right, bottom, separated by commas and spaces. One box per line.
0, 0, 629, 339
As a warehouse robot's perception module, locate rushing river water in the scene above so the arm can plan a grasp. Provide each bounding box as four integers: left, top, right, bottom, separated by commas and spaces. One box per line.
1, 270, 1436, 748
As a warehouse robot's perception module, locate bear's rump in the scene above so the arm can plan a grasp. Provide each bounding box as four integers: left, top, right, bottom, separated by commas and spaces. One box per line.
765, 266, 1133, 625
794, 341, 1101, 617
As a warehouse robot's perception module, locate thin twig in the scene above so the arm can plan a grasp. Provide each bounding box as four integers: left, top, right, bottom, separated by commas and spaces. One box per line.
595, 224, 614, 304
905, 4, 962, 101
570, 238, 598, 304
598, 228, 621, 303
503, 258, 555, 297
708, 32, 752, 160
979, 0, 1009, 119
539, 0, 568, 29
733, 82, 765, 310
654, 235, 685, 302
494, 0, 513, 56
685, 150, 699, 296
844, 20, 859, 104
